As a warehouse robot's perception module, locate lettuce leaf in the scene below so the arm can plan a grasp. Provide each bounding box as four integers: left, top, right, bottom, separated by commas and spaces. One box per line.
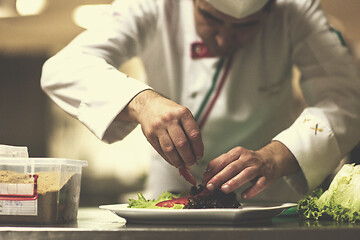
297, 164, 360, 222
128, 192, 184, 209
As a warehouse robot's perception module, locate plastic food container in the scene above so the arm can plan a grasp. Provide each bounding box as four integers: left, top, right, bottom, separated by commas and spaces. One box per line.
0, 158, 87, 224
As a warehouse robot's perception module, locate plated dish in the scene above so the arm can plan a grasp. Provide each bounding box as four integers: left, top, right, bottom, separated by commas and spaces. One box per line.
99, 202, 297, 225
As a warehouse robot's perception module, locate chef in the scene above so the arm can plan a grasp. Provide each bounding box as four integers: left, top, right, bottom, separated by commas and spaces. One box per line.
41, 0, 360, 202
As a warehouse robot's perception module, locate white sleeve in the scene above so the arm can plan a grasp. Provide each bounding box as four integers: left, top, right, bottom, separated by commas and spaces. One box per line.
273, 0, 360, 193
41, 0, 161, 143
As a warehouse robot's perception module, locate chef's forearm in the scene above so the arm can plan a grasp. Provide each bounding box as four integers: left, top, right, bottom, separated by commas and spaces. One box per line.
258, 140, 300, 178
115, 89, 160, 123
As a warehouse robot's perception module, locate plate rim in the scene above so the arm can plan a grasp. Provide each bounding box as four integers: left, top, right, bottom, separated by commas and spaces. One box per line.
99, 202, 297, 225
99, 202, 297, 213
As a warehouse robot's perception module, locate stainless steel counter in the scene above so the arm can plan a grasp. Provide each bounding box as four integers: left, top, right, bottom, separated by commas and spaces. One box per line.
1, 207, 360, 240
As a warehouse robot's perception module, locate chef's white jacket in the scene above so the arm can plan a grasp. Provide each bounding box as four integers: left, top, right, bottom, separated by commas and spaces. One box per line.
41, 0, 360, 202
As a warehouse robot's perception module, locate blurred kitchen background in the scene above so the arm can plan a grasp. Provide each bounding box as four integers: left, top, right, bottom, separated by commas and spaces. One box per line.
1, 0, 360, 207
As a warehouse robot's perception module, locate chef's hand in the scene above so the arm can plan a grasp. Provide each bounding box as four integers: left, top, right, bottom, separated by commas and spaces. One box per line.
202, 141, 300, 199
118, 89, 204, 168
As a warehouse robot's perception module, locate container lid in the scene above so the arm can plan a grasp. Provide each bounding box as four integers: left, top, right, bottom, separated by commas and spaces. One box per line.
0, 144, 28, 158
0, 157, 88, 167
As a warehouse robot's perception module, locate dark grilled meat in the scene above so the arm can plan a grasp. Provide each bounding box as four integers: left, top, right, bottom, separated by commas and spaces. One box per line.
183, 185, 241, 209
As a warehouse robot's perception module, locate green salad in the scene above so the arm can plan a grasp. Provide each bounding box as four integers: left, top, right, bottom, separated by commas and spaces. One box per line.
298, 164, 360, 222
128, 192, 185, 209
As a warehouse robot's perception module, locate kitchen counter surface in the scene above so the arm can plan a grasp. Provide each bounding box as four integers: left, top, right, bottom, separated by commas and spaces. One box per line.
1, 207, 360, 240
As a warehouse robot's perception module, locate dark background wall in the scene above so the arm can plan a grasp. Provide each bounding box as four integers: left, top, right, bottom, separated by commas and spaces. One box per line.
0, 54, 50, 157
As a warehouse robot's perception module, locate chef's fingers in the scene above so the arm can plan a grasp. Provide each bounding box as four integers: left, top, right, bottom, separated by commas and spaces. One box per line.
157, 130, 185, 168
180, 112, 204, 161
145, 134, 171, 165
240, 176, 268, 199
202, 147, 243, 185
220, 166, 259, 194
167, 122, 196, 166
202, 154, 230, 185
204, 160, 247, 191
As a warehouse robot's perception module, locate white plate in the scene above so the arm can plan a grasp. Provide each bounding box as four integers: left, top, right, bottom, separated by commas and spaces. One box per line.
99, 203, 297, 225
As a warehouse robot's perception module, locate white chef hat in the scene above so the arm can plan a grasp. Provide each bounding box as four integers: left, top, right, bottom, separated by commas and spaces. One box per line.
205, 0, 269, 19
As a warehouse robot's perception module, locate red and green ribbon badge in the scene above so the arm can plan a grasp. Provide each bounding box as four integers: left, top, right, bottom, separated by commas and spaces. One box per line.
194, 56, 233, 129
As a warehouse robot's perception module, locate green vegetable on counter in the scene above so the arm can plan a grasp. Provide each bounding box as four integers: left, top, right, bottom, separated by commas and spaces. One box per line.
297, 164, 360, 222
128, 192, 184, 209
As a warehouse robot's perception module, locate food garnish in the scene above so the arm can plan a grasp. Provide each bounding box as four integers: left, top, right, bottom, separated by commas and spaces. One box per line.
179, 164, 197, 186
128, 185, 240, 209
297, 164, 360, 222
